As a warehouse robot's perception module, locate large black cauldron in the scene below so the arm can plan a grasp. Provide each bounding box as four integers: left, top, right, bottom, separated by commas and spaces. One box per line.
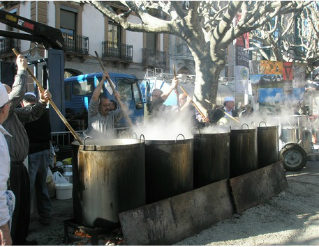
257, 122, 279, 168
145, 134, 193, 204
230, 124, 258, 178
193, 131, 230, 188
72, 138, 145, 228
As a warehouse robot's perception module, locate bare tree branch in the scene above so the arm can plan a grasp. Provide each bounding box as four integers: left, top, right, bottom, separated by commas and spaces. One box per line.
86, 1, 319, 106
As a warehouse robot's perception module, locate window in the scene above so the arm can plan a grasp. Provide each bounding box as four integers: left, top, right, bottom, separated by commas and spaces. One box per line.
72, 79, 95, 96
146, 33, 156, 50
108, 22, 121, 48
60, 9, 77, 50
117, 79, 133, 101
132, 83, 143, 109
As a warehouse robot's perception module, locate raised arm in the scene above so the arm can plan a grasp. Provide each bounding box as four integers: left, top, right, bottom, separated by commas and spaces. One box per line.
161, 78, 179, 102
8, 55, 28, 110
181, 96, 192, 111
15, 89, 52, 123
92, 72, 108, 101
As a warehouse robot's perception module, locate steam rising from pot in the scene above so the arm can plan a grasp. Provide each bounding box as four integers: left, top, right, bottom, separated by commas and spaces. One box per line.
133, 107, 194, 140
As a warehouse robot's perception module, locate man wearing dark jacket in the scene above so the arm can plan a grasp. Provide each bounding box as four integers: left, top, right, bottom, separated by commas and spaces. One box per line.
23, 92, 52, 226
207, 96, 238, 124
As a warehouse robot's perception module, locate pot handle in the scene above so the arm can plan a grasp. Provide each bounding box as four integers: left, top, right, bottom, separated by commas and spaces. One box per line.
83, 136, 96, 150
241, 123, 249, 129
132, 132, 138, 139
119, 130, 129, 139
259, 121, 267, 127
176, 133, 185, 142
140, 134, 145, 143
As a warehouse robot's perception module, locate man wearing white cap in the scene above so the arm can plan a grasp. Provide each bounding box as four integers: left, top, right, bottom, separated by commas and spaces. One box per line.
207, 96, 238, 124
0, 83, 14, 245
223, 96, 238, 118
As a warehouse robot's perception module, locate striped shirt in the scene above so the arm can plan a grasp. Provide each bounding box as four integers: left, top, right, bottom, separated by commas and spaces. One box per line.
86, 99, 123, 137
3, 70, 47, 163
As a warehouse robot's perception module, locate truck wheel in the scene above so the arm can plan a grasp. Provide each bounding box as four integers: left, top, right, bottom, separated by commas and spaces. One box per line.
280, 143, 307, 171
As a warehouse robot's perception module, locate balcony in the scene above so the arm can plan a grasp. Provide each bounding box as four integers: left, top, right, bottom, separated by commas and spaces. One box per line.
173, 43, 193, 60
102, 41, 133, 64
63, 33, 89, 61
142, 48, 167, 68
0, 38, 20, 58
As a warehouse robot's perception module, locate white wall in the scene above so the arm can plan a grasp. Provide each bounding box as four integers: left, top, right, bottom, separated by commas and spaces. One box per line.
82, 4, 104, 56
47, 2, 55, 28
126, 15, 143, 64
160, 33, 163, 51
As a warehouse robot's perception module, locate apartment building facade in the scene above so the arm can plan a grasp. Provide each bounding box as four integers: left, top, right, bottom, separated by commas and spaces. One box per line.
0, 1, 239, 105
0, 1, 183, 84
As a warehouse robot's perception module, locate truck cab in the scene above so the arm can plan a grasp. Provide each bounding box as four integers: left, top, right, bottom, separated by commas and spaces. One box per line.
64, 72, 144, 131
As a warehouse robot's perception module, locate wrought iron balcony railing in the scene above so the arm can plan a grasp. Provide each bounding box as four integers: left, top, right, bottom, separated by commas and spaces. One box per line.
0, 38, 20, 56
176, 43, 191, 55
102, 41, 133, 62
62, 33, 89, 55
142, 48, 167, 68
175, 43, 192, 59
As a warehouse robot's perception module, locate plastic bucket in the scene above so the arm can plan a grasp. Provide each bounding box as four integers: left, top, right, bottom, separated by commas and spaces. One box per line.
55, 183, 73, 200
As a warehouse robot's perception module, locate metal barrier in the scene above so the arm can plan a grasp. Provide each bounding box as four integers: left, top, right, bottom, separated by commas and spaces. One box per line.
51, 131, 83, 146
51, 131, 84, 161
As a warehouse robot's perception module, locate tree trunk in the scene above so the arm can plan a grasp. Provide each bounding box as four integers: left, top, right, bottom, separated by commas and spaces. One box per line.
192, 53, 224, 115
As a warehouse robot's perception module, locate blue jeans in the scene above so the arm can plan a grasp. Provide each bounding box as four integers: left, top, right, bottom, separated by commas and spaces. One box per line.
28, 149, 52, 218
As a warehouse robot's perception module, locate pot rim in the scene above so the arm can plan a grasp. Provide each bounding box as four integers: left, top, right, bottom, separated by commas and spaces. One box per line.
230, 128, 257, 133
257, 126, 278, 130
145, 138, 193, 145
194, 132, 230, 137
75, 138, 144, 151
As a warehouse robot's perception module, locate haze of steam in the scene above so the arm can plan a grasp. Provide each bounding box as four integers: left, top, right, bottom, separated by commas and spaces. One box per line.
133, 107, 194, 140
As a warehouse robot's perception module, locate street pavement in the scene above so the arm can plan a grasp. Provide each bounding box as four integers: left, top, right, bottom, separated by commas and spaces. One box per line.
176, 159, 319, 245
27, 159, 319, 245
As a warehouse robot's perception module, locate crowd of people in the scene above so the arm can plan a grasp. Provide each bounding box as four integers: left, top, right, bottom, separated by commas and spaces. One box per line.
0, 54, 253, 246
143, 78, 252, 129
84, 70, 255, 136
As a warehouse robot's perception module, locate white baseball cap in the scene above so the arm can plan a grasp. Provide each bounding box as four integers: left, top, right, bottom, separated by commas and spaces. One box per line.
0, 83, 9, 108
224, 96, 235, 102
